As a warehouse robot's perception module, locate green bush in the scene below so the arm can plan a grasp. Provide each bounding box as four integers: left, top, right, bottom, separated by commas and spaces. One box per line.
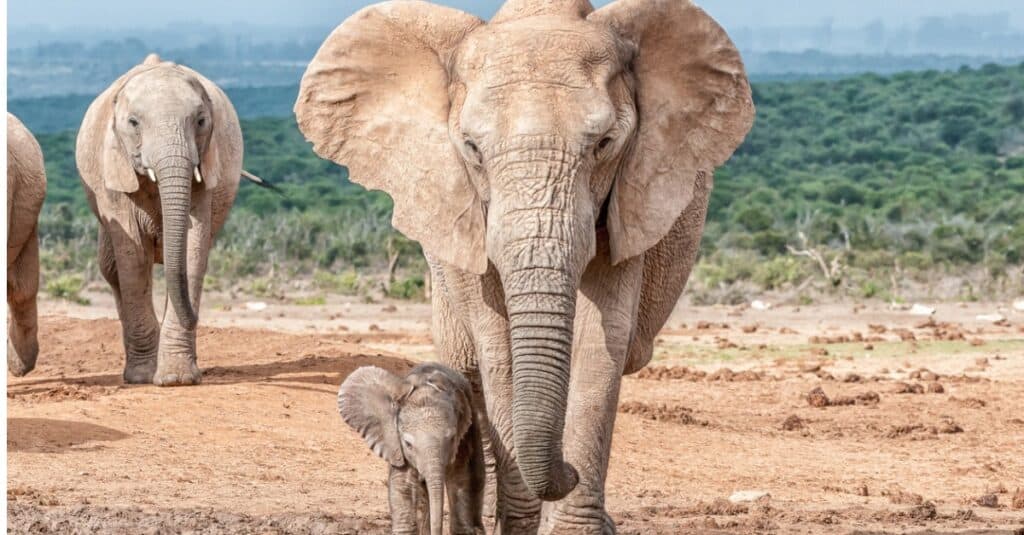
313, 270, 361, 295
45, 274, 89, 305
387, 276, 425, 300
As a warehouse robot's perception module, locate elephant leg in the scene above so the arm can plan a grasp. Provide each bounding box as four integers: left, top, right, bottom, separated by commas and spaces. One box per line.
107, 222, 160, 384
429, 264, 496, 521
7, 229, 40, 376
154, 195, 211, 386
388, 466, 427, 535
439, 265, 541, 534
539, 246, 644, 535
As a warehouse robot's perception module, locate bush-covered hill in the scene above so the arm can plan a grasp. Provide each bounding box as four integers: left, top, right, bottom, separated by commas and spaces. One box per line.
28, 62, 1024, 302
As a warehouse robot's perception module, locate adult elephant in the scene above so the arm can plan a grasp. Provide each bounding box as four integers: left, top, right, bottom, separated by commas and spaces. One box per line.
7, 113, 47, 377
296, 0, 753, 532
76, 54, 243, 386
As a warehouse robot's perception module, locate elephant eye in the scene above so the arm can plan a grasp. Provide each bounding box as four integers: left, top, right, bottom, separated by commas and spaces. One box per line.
128, 117, 140, 128
197, 117, 206, 128
464, 139, 482, 164
595, 136, 614, 158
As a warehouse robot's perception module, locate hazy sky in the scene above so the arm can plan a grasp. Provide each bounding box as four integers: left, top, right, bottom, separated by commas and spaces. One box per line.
9, 0, 1024, 30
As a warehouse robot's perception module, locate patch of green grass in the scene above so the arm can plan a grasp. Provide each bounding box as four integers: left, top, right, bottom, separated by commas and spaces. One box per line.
313, 270, 361, 295
45, 274, 90, 305
292, 295, 327, 306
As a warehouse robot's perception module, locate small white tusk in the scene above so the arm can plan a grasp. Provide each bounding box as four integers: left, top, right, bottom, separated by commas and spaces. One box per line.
194, 166, 203, 183
146, 168, 157, 182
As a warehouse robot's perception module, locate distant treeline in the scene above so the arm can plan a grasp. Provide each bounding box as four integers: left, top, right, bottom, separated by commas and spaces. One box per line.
24, 62, 1024, 302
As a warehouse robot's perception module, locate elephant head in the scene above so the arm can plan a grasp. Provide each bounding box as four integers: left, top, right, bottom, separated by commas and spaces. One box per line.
81, 54, 227, 331
299, 0, 754, 501
338, 365, 473, 535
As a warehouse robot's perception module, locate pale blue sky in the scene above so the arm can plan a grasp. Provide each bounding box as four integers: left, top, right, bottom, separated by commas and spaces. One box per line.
9, 0, 1024, 30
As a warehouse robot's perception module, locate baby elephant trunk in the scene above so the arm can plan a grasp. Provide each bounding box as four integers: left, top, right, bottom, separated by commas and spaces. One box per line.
423, 465, 445, 535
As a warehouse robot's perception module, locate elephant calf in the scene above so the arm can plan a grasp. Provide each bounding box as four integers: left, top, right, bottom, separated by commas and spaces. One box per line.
7, 113, 47, 376
338, 363, 484, 535
76, 54, 244, 386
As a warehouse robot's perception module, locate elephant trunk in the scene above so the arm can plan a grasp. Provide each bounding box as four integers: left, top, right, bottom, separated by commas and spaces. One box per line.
155, 152, 197, 331
492, 142, 590, 502
505, 260, 579, 501
423, 466, 445, 535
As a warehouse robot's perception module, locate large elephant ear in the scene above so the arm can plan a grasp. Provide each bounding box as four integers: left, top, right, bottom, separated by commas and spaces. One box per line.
77, 65, 153, 194
338, 366, 407, 467
295, 1, 487, 274
590, 0, 754, 264
178, 64, 241, 191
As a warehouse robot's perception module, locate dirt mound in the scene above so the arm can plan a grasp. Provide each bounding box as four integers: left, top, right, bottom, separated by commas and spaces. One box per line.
884, 418, 963, 438
619, 401, 709, 426
883, 485, 924, 505
7, 504, 390, 535
633, 366, 765, 382
8, 384, 119, 404
633, 366, 708, 381
807, 387, 880, 407
781, 415, 805, 431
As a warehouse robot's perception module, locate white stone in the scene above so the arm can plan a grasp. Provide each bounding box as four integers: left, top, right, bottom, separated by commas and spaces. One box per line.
729, 490, 770, 503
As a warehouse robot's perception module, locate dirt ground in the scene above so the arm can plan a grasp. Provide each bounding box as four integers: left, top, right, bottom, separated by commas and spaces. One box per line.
7, 293, 1024, 534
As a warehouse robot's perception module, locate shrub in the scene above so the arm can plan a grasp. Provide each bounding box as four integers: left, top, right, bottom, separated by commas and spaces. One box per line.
45, 274, 89, 305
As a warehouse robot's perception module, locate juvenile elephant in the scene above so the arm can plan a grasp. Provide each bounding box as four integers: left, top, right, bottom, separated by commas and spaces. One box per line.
76, 54, 243, 386
7, 113, 47, 376
297, 0, 753, 532
338, 363, 484, 535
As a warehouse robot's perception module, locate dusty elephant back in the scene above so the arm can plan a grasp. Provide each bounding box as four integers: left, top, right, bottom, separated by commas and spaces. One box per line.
7, 113, 47, 264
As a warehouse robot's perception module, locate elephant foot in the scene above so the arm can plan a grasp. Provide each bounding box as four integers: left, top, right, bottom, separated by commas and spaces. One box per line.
539, 501, 614, 535
7, 338, 38, 377
123, 358, 157, 384
153, 354, 201, 386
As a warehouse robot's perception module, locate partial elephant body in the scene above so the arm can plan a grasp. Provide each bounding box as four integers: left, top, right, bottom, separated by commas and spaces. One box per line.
7, 113, 47, 376
298, 1, 752, 532
338, 364, 485, 535
76, 54, 243, 386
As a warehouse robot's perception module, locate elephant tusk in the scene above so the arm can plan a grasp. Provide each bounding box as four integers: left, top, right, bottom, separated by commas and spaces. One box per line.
146, 168, 157, 182
194, 166, 203, 183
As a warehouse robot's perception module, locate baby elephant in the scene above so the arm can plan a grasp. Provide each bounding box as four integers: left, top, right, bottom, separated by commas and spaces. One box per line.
338, 363, 484, 535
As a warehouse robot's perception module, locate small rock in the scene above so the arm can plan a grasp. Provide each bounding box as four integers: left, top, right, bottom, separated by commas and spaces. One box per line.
974, 494, 998, 508
751, 300, 772, 310
245, 301, 268, 311
926, 382, 944, 393
807, 387, 830, 408
781, 415, 805, 431
976, 313, 1005, 323
910, 304, 935, 316
728, 490, 770, 503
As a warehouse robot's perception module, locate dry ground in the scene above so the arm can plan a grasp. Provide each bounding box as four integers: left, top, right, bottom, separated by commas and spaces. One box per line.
7, 295, 1024, 534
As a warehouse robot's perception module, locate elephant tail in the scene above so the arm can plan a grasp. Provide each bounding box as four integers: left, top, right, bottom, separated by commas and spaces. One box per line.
241, 170, 285, 196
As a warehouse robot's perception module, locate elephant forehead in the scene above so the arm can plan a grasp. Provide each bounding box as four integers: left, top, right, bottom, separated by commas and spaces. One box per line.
459, 19, 619, 89
121, 70, 204, 111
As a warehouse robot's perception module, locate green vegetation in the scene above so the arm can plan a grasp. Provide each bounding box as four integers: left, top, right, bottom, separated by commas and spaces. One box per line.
24, 62, 1024, 302
44, 274, 90, 305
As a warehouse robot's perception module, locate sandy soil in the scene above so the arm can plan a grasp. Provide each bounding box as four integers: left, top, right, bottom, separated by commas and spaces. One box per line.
7, 294, 1024, 534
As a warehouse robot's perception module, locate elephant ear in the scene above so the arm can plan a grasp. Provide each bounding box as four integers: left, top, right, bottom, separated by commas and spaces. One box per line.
179, 65, 239, 191
78, 61, 164, 194
338, 366, 407, 467
295, 1, 487, 274
590, 0, 754, 264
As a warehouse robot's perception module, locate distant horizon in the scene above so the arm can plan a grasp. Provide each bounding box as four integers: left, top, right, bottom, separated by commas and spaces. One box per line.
8, 0, 1024, 33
